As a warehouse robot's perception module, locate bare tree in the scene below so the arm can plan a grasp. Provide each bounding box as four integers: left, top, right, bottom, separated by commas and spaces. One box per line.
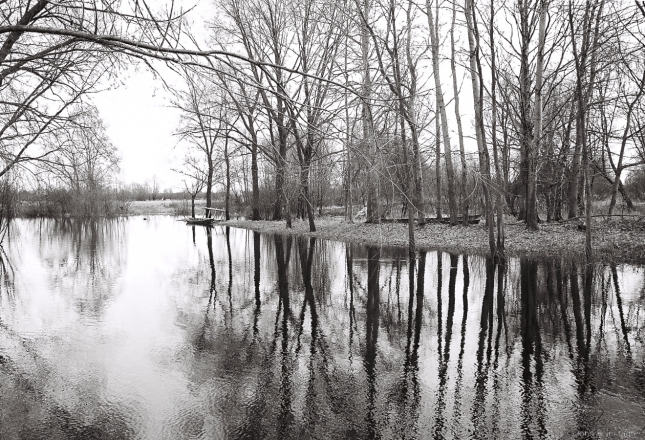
0, 1, 190, 178
172, 69, 228, 216
175, 155, 206, 219
426, 0, 457, 225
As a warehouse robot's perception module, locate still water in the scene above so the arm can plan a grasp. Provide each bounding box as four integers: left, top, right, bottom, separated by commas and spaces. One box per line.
0, 216, 644, 439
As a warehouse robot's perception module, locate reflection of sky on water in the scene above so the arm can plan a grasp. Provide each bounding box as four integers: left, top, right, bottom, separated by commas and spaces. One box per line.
1, 216, 644, 439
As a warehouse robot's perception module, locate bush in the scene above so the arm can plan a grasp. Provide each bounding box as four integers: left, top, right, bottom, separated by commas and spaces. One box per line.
626, 167, 645, 201
19, 187, 128, 218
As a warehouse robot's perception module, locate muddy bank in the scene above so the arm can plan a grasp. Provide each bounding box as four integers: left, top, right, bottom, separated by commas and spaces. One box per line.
219, 217, 645, 263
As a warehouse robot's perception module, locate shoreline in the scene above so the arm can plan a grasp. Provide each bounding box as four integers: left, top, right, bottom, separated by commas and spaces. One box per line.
17, 198, 645, 263
218, 217, 645, 264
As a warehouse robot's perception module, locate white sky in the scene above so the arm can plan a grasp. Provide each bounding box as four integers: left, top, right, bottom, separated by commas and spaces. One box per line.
92, 67, 184, 191
92, 0, 211, 192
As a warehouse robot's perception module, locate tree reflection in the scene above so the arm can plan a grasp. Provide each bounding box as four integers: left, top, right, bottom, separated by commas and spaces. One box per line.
296, 237, 317, 352
226, 227, 233, 319
434, 253, 455, 439
519, 259, 546, 439
491, 257, 507, 438
207, 227, 217, 304
364, 245, 380, 440
253, 231, 261, 336
346, 243, 357, 359
472, 257, 496, 438
34, 218, 127, 319
452, 255, 470, 435
571, 262, 592, 393
0, 245, 15, 304
273, 234, 294, 438
612, 264, 631, 356
394, 248, 424, 438
494, 258, 507, 365
6, 221, 645, 439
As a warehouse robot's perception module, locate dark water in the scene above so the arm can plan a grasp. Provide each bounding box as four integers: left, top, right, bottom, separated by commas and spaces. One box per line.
1, 217, 644, 439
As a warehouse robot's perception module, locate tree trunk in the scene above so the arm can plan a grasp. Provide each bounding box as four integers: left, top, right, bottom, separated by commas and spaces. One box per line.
273, 136, 287, 221
362, 0, 379, 224
568, 0, 604, 220
527, 0, 547, 230
518, 0, 532, 223
406, 0, 425, 226
251, 136, 260, 220
451, 0, 468, 226
489, 0, 505, 252
225, 136, 231, 221
301, 162, 316, 232
435, 100, 442, 220
399, 103, 415, 254
427, 0, 457, 225
343, 21, 353, 223
206, 158, 213, 218
568, 0, 606, 259
465, 0, 497, 257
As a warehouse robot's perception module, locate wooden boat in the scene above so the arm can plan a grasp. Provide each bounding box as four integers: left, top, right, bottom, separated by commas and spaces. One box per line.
184, 207, 226, 226
185, 217, 216, 226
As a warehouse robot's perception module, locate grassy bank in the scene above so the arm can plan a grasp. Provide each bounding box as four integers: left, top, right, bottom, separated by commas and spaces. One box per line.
127, 200, 200, 216
219, 217, 645, 264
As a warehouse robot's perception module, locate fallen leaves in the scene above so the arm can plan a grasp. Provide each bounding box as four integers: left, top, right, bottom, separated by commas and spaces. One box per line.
219, 217, 645, 264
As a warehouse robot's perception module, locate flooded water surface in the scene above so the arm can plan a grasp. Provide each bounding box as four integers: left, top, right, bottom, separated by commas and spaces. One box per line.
1, 217, 644, 439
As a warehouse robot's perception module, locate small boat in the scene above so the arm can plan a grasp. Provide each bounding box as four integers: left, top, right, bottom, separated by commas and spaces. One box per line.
185, 217, 216, 226
184, 207, 226, 226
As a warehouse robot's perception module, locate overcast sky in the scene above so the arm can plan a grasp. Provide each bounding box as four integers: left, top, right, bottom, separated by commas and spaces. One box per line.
93, 67, 184, 191
92, 1, 211, 192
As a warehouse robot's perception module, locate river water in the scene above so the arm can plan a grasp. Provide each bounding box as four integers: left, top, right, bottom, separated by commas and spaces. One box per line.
0, 217, 644, 439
